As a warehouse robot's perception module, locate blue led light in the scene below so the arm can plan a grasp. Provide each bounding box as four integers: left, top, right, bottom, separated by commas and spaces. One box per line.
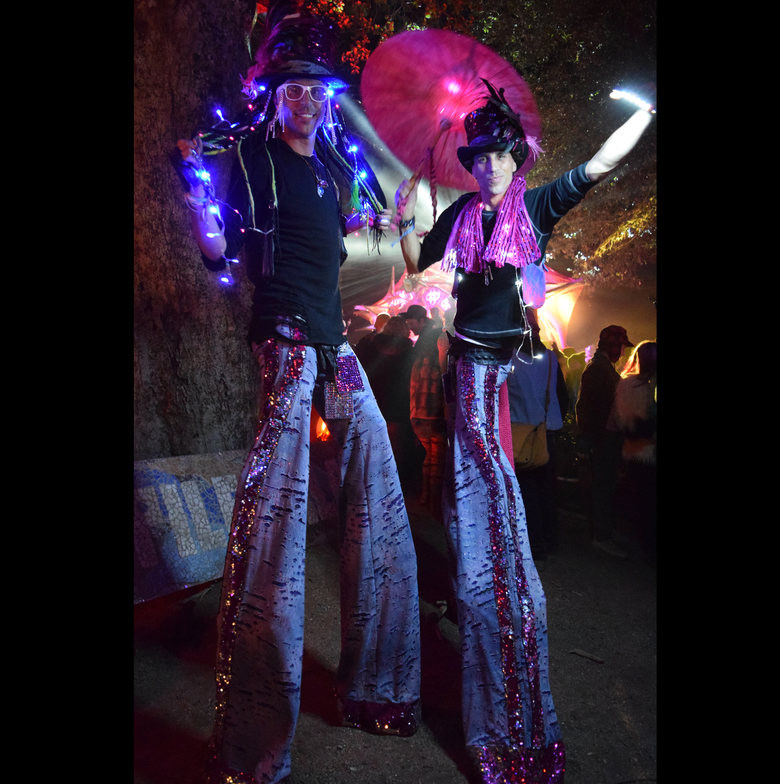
218, 257, 239, 285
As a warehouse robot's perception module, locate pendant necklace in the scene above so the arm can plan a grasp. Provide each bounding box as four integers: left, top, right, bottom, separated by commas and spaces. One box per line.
300, 153, 328, 197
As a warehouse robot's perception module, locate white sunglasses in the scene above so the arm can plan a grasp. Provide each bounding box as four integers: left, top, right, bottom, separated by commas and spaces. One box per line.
278, 83, 332, 103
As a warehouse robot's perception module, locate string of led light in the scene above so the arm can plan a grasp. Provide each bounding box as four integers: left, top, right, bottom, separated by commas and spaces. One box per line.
609, 88, 656, 114
177, 96, 387, 284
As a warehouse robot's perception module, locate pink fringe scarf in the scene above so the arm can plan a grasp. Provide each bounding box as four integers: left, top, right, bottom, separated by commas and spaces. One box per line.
441, 174, 540, 275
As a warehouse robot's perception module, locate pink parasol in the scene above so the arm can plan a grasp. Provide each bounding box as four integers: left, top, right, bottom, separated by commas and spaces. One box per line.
360, 29, 542, 193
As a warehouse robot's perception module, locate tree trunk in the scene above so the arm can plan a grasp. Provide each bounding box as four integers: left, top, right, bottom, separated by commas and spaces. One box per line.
134, 0, 260, 460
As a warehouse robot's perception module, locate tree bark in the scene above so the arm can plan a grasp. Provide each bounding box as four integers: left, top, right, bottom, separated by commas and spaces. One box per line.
134, 0, 260, 460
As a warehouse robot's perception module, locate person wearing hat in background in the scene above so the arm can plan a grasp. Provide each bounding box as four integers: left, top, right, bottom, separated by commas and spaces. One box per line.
173, 4, 421, 782
576, 325, 635, 559
399, 303, 429, 336
394, 79, 654, 783
402, 304, 447, 515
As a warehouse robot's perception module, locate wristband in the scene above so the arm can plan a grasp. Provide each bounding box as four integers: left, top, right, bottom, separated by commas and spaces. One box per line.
399, 216, 415, 230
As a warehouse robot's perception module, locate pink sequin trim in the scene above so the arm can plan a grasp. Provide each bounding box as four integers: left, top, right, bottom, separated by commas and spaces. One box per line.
441, 175, 541, 275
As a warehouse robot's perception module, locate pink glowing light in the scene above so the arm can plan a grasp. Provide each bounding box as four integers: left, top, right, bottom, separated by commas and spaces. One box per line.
424, 288, 443, 306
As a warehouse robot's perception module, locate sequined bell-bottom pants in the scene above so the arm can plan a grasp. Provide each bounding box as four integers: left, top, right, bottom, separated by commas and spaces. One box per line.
444, 354, 565, 783
211, 340, 421, 784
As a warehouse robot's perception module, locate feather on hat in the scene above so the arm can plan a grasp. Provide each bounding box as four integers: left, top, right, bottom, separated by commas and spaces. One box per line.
456, 79, 543, 171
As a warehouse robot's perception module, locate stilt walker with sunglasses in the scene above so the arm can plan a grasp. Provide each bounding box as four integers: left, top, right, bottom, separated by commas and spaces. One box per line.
172, 4, 421, 783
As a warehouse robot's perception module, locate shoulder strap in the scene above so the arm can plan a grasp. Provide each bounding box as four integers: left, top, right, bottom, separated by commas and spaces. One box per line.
543, 351, 554, 414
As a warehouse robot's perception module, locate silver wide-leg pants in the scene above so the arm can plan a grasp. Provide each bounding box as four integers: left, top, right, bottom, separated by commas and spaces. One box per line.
211, 340, 421, 784
444, 354, 565, 783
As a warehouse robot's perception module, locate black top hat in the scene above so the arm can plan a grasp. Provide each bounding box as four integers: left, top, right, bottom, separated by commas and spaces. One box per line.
456, 80, 532, 171
246, 2, 348, 96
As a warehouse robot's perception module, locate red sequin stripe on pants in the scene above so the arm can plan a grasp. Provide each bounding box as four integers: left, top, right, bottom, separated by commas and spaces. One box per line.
210, 340, 421, 784
444, 356, 565, 784
211, 340, 311, 784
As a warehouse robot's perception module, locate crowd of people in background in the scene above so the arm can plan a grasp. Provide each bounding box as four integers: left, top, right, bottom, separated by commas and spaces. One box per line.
350, 307, 656, 564
354, 304, 450, 513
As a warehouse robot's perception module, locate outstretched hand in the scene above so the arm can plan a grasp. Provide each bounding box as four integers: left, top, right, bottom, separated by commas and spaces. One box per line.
176, 138, 200, 162
170, 137, 207, 193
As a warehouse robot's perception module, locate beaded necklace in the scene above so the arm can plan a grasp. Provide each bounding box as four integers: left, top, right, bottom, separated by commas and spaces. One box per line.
298, 152, 328, 197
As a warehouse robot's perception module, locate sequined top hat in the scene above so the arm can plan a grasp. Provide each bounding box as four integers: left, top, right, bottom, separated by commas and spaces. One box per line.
243, 0, 348, 98
456, 79, 540, 172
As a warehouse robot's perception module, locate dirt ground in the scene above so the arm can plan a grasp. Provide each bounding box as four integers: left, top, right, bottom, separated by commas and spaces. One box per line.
134, 449, 657, 784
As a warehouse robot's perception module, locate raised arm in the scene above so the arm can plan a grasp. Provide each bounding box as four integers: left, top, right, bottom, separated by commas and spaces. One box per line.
585, 108, 654, 183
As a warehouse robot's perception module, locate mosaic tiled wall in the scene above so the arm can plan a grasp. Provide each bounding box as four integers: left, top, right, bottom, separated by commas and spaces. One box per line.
133, 441, 341, 603
133, 450, 246, 603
